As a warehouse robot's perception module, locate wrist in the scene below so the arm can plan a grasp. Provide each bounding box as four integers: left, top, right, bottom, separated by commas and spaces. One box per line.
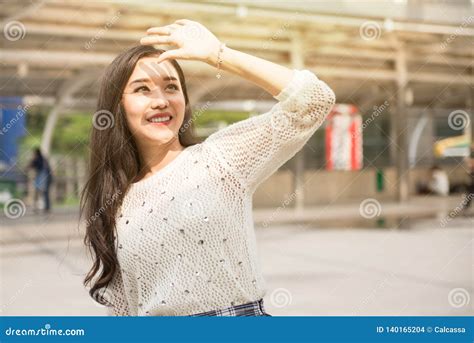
207, 42, 227, 67
208, 42, 227, 79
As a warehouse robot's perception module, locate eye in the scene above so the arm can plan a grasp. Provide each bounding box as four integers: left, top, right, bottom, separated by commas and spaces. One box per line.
166, 84, 179, 91
134, 85, 150, 93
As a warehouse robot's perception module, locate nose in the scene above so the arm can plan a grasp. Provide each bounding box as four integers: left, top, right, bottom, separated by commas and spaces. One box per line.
149, 89, 169, 109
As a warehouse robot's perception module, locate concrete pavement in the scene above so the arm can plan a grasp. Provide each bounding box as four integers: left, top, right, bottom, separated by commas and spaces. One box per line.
1, 195, 472, 316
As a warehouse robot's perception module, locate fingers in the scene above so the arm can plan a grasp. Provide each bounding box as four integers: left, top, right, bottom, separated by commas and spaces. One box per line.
156, 49, 185, 63
174, 19, 191, 25
142, 20, 192, 47
146, 23, 183, 35
140, 35, 175, 46
146, 27, 172, 35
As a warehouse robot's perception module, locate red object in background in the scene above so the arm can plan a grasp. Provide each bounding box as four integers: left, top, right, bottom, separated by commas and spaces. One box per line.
325, 104, 363, 171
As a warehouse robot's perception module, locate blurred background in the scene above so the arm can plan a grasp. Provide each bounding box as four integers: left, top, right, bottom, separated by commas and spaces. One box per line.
0, 0, 472, 316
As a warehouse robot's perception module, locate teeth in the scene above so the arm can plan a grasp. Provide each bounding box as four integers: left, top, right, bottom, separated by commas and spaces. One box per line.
149, 116, 171, 123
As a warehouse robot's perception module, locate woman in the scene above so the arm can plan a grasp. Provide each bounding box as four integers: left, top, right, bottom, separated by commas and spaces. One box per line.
29, 147, 52, 214
80, 19, 335, 316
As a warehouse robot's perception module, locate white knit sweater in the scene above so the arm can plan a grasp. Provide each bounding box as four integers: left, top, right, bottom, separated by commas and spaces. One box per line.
103, 69, 336, 316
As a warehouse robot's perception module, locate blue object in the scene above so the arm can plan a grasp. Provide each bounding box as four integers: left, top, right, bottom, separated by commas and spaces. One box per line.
0, 316, 472, 342
0, 96, 26, 168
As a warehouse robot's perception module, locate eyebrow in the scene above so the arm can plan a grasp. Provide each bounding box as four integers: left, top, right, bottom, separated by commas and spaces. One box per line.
129, 76, 178, 86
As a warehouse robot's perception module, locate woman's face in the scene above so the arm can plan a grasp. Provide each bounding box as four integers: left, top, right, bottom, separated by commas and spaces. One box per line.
122, 56, 185, 147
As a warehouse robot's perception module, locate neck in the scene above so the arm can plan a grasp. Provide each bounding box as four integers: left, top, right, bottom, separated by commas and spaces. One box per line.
135, 138, 184, 181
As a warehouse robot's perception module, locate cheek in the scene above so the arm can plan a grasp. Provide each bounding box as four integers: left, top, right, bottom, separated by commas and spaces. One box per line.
169, 94, 186, 119
122, 93, 186, 131
123, 97, 148, 127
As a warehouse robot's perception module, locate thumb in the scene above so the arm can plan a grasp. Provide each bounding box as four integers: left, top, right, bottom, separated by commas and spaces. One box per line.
157, 49, 184, 63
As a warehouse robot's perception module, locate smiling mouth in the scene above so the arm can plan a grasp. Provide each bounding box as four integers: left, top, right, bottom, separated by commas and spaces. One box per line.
147, 116, 172, 125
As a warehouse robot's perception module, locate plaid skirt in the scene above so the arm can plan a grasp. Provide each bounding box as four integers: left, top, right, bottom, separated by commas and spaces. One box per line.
190, 299, 271, 316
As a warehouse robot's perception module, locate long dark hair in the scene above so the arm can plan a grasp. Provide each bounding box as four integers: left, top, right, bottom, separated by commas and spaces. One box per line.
80, 45, 199, 304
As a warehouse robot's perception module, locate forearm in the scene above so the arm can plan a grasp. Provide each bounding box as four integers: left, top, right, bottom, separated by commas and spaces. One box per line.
211, 46, 295, 97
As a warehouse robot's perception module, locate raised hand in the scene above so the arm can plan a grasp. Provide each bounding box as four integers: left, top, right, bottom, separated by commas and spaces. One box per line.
140, 19, 222, 65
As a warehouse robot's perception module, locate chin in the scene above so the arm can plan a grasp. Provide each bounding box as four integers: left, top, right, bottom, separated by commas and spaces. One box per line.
145, 132, 177, 145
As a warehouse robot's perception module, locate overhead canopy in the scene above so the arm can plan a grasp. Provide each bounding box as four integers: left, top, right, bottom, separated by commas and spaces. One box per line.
1, 0, 473, 111
1, 0, 473, 204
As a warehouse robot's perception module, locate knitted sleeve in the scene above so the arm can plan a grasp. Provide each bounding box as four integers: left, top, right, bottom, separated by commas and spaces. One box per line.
203, 69, 336, 192
103, 268, 130, 316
